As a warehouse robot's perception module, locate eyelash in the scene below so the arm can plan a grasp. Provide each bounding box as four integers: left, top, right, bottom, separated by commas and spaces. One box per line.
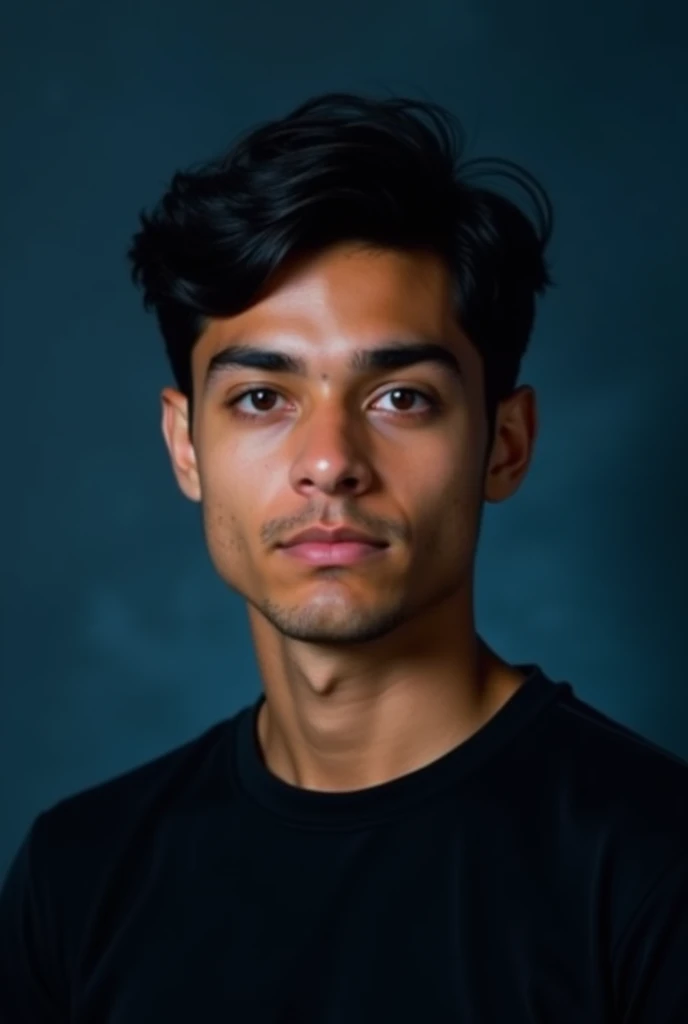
224, 386, 440, 421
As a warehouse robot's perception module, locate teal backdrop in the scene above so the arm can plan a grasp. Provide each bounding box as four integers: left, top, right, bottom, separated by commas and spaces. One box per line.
1, 0, 687, 880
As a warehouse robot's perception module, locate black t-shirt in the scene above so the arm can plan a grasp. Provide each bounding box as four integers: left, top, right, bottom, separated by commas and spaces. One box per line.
1, 664, 688, 1023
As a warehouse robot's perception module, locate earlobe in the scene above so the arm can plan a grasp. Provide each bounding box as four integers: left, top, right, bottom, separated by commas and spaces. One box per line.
160, 389, 202, 503
483, 439, 510, 504
482, 386, 537, 504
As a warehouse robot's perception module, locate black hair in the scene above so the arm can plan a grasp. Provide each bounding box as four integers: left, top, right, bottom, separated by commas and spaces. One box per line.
128, 91, 554, 450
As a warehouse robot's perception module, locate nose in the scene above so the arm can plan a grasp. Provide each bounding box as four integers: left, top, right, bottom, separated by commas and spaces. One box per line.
288, 409, 375, 499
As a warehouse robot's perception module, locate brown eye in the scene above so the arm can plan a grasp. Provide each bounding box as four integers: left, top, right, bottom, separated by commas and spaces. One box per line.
373, 388, 436, 414
246, 389, 279, 412
387, 389, 417, 411
226, 385, 438, 421
228, 388, 284, 417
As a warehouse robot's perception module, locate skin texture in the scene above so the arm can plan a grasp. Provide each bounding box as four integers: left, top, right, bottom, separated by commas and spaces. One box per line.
161, 243, 538, 792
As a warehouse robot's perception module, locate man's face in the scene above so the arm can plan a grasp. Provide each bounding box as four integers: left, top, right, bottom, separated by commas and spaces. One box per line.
162, 243, 532, 645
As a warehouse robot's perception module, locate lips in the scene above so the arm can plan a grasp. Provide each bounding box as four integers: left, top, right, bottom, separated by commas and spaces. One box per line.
279, 539, 389, 566
280, 526, 388, 548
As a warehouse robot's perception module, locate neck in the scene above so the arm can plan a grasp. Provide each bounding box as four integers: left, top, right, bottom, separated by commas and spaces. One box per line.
248, 590, 526, 792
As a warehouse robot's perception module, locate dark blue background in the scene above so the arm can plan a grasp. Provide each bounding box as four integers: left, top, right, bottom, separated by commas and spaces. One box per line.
2, 0, 687, 879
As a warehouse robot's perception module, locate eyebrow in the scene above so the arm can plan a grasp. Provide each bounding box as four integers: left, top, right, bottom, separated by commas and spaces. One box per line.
203, 339, 464, 395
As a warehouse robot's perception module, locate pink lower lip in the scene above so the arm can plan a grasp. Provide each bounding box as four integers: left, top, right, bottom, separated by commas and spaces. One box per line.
280, 541, 388, 565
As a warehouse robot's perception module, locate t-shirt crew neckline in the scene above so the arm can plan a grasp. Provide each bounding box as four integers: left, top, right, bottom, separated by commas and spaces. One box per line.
232, 665, 569, 829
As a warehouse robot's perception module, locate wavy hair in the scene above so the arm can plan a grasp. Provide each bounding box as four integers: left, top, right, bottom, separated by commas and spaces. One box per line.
128, 91, 554, 446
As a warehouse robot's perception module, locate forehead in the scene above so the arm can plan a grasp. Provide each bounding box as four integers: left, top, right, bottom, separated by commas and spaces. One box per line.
194, 244, 473, 376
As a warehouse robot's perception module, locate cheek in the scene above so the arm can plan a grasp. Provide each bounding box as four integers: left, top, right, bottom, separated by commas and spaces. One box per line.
197, 443, 278, 579
408, 446, 483, 543
198, 469, 251, 571
410, 431, 482, 502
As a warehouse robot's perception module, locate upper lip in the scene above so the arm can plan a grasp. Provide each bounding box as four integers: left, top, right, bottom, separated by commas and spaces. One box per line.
279, 526, 388, 548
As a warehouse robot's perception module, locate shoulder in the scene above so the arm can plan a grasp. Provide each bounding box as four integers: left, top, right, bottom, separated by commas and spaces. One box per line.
541, 685, 688, 904
21, 712, 241, 902
5, 713, 244, 971
548, 687, 688, 812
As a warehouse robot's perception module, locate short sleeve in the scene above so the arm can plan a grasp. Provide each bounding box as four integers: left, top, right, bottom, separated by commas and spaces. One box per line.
0, 815, 68, 1023
612, 854, 688, 1023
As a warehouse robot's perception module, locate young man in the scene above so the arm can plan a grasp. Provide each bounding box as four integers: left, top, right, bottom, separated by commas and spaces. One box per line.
1, 92, 686, 1023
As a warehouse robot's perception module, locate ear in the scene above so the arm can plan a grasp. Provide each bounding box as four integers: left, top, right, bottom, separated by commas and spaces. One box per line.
483, 385, 538, 504
160, 388, 202, 502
